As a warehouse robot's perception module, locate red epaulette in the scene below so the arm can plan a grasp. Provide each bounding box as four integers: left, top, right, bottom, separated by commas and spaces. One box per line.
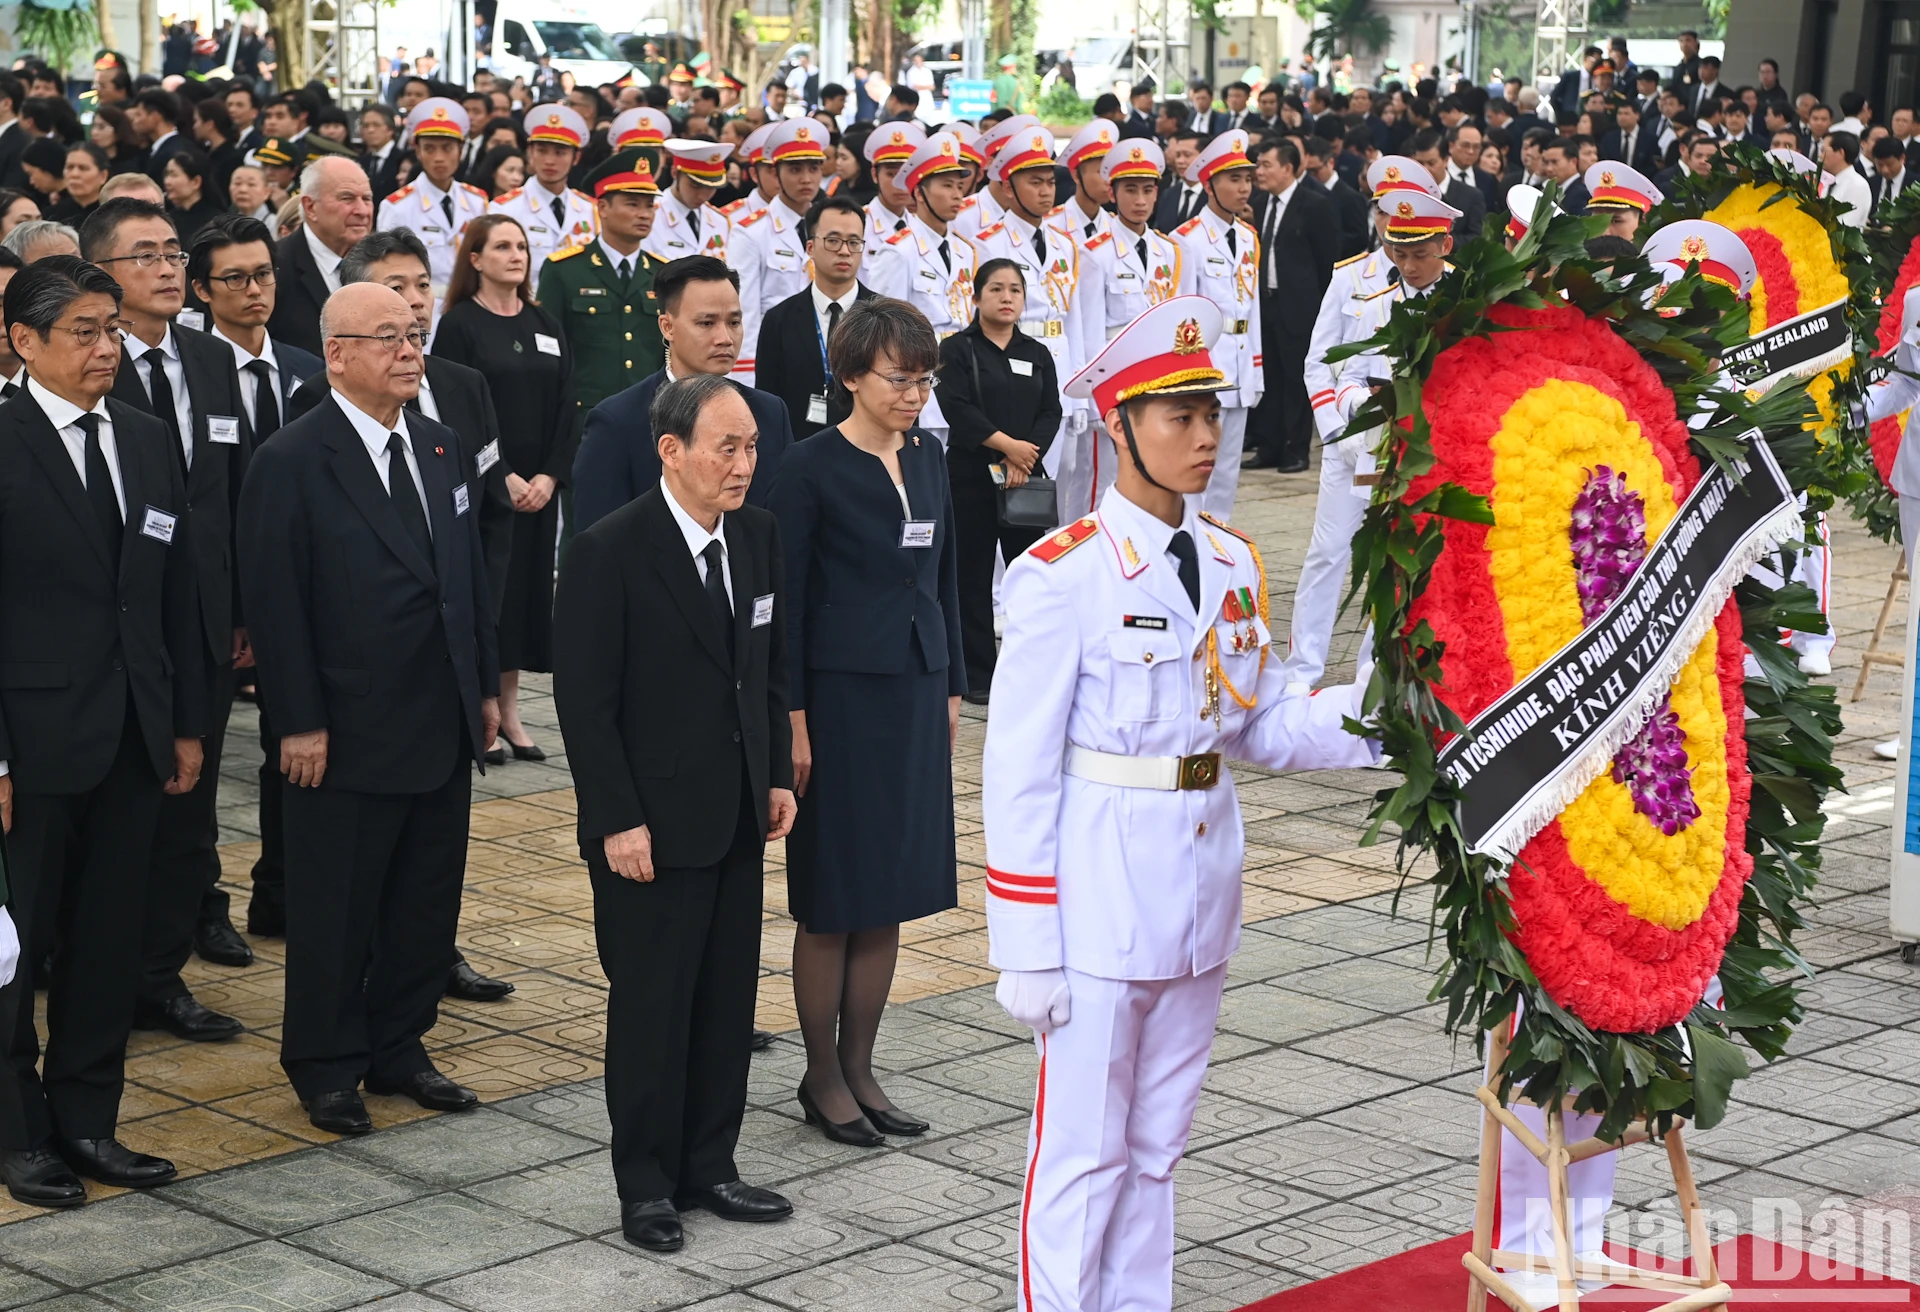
1085, 230, 1113, 250
735, 208, 767, 227
976, 221, 1006, 240
1028, 517, 1100, 563
885, 228, 914, 245
1199, 511, 1251, 542
1176, 215, 1205, 236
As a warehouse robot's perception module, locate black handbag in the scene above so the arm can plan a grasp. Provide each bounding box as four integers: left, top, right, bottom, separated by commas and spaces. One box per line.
966, 334, 1059, 529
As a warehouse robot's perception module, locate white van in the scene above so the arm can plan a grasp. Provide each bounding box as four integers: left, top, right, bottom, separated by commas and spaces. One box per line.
484, 1, 636, 89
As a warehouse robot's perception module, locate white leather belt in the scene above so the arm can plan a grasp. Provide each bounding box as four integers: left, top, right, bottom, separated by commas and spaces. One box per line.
1064, 745, 1223, 791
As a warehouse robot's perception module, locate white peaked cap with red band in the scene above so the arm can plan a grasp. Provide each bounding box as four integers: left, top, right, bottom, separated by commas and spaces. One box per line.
1642, 219, 1759, 298
1065, 295, 1228, 416
1366, 154, 1439, 199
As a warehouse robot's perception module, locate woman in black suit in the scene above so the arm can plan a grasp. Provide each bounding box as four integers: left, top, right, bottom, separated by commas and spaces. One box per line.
769, 298, 965, 1147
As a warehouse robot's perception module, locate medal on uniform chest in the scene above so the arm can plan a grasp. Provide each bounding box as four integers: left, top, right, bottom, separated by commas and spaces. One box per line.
1233, 246, 1257, 304
1222, 586, 1256, 653
946, 271, 970, 325
1045, 256, 1072, 311
1203, 579, 1266, 726
1149, 262, 1175, 304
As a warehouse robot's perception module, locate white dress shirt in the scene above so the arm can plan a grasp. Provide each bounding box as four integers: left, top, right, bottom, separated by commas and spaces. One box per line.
661, 476, 732, 611
332, 391, 431, 535
1260, 179, 1298, 290
128, 327, 195, 469
415, 369, 442, 421
304, 223, 345, 294
811, 282, 857, 346
597, 236, 643, 282
211, 324, 284, 432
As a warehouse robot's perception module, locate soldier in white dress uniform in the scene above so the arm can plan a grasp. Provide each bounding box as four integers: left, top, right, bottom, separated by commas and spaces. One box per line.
716, 122, 777, 227
1868, 282, 1920, 558
1282, 155, 1443, 691
1171, 130, 1262, 521
1583, 159, 1662, 242
725, 117, 825, 387
986, 295, 1378, 1312
609, 106, 672, 152
1058, 120, 1117, 245
865, 133, 978, 442
644, 138, 734, 263
1074, 138, 1182, 517
861, 121, 925, 258
377, 98, 490, 310
953, 114, 1037, 242
491, 104, 597, 284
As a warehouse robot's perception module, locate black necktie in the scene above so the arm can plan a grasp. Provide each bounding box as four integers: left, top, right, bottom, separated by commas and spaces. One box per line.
1, 379, 17, 399
826, 300, 842, 340
894, 216, 907, 231
441, 194, 454, 225
385, 432, 433, 563
938, 237, 951, 272
702, 539, 734, 660
1085, 217, 1097, 238
552, 195, 567, 229
1225, 224, 1236, 257
245, 358, 280, 438
1136, 236, 1149, 272
616, 257, 631, 284
1168, 530, 1200, 612
142, 347, 187, 472
77, 414, 122, 559
1033, 224, 1047, 266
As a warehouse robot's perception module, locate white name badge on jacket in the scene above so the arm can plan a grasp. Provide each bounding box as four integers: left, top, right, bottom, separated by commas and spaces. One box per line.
534, 333, 562, 356
475, 439, 502, 475
752, 593, 775, 627
208, 416, 241, 444
453, 483, 470, 516
900, 520, 936, 548
140, 506, 177, 543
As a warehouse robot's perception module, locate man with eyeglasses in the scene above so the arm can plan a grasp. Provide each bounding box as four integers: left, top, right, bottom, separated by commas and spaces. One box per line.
0, 255, 208, 1207
79, 198, 260, 1048
237, 281, 501, 1137
753, 195, 874, 436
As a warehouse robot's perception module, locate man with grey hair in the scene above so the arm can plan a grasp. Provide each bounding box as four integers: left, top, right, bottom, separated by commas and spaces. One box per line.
268, 154, 373, 356
1, 221, 80, 264
555, 372, 797, 1253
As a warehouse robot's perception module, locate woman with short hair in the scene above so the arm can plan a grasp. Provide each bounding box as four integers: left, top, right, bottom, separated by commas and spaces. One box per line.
163, 147, 225, 243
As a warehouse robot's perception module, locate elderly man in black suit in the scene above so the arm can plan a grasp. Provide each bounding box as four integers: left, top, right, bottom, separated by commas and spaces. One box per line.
573, 256, 794, 530
78, 199, 258, 1045
0, 256, 208, 1206
1410, 129, 1484, 240
753, 196, 875, 437
267, 156, 374, 357
1245, 137, 1338, 473
237, 282, 500, 1137
555, 371, 798, 1253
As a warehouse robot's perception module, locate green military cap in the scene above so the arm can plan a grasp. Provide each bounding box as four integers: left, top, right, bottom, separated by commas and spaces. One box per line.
582, 147, 661, 198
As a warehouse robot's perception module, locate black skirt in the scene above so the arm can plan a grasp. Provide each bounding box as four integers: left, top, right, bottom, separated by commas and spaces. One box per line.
498, 503, 558, 672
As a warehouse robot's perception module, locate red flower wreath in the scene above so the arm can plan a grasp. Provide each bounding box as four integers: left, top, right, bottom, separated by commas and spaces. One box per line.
1870, 238, 1920, 488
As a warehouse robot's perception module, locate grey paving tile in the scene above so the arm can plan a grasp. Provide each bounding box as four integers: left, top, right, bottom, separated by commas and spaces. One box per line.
1173, 1157, 1328, 1245
462, 1152, 621, 1236
664, 1208, 887, 1286
677, 1298, 791, 1312
291, 1192, 571, 1286
1685, 1103, 1852, 1170
430, 1238, 723, 1311
1184, 1092, 1299, 1152
870, 1011, 1024, 1074
1809, 1027, 1920, 1086
1294, 1014, 1482, 1083
906, 1117, 1033, 1186
905, 986, 1034, 1042
783, 1154, 1020, 1240
752, 1243, 1014, 1309
333, 1106, 600, 1188
0, 1193, 248, 1287
1346, 1160, 1482, 1232
99, 1241, 397, 1312
490, 1080, 612, 1143
1764, 1133, 1920, 1197
1214, 984, 1379, 1045
167, 1150, 434, 1236
1689, 1167, 1858, 1234
1802, 966, 1920, 1028
1215, 1198, 1448, 1278
1796, 927, 1905, 969
1172, 1245, 1304, 1311
1610, 1140, 1741, 1209
342, 1298, 459, 1311
730, 1108, 895, 1186
742, 1039, 811, 1109
860, 1071, 1029, 1140
15, 1298, 117, 1312
1257, 904, 1429, 954
908, 1203, 1020, 1272
1203, 1048, 1414, 1116
1223, 930, 1350, 986
1336, 1081, 1492, 1161
1740, 1057, 1920, 1129
1780, 1010, 1882, 1057
1281, 957, 1438, 1014
913, 1043, 1041, 1111
1193, 1119, 1451, 1202
0, 1271, 55, 1311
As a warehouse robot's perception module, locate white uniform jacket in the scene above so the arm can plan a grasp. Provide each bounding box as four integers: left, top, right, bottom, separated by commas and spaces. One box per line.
1058, 200, 1112, 246
644, 188, 731, 264
716, 190, 770, 228
725, 195, 813, 387
1172, 209, 1263, 409
864, 196, 910, 260
1305, 249, 1394, 440
951, 188, 1006, 243
492, 181, 598, 283
867, 211, 977, 431
970, 213, 1087, 421
1332, 280, 1438, 424
1869, 346, 1920, 498
1076, 224, 1182, 346
377, 178, 490, 299
983, 489, 1379, 981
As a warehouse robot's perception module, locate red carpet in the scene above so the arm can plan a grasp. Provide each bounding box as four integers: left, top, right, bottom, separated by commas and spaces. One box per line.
1236, 1233, 1920, 1309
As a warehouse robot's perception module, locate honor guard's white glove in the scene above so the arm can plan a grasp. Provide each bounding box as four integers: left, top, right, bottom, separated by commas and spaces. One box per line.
996, 968, 1071, 1034
0, 907, 20, 990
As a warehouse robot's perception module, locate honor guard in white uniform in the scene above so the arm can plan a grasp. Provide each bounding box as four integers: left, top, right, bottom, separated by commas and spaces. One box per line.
726, 117, 826, 387
1869, 282, 1920, 557
1283, 156, 1439, 691
866, 133, 979, 442
861, 121, 925, 258
716, 122, 776, 226
953, 114, 1037, 242
1503, 182, 1547, 249
609, 106, 672, 151
1058, 120, 1118, 245
945, 121, 987, 190
378, 98, 490, 309
1583, 160, 1662, 241
986, 296, 1378, 1312
644, 138, 734, 263
1171, 131, 1262, 521
492, 104, 597, 284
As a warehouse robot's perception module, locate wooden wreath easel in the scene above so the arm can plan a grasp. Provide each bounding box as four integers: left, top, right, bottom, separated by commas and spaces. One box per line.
1850, 557, 1907, 703
1462, 1023, 1735, 1312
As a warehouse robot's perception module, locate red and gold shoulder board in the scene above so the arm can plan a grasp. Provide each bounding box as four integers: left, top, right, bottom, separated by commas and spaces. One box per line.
735, 209, 767, 228
570, 188, 594, 203
460, 182, 487, 199
387, 184, 414, 202
976, 221, 1005, 241
1198, 511, 1251, 542
885, 228, 913, 245
1176, 215, 1205, 237
956, 195, 977, 210
1085, 230, 1113, 250
1046, 203, 1067, 216
1028, 517, 1100, 563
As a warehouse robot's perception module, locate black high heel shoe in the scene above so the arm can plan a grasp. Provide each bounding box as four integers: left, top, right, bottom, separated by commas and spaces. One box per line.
797, 1080, 885, 1147
857, 1101, 928, 1137
509, 742, 546, 761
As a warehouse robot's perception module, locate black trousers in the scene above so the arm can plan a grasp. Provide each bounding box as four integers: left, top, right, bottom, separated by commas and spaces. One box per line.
139, 659, 235, 1004
249, 698, 284, 921
0, 710, 163, 1147
1253, 315, 1313, 466
278, 756, 469, 1099
951, 467, 1045, 691
593, 786, 763, 1202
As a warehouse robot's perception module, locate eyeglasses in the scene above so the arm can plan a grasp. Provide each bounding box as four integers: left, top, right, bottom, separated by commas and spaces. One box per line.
207, 268, 277, 291
332, 329, 429, 352
880, 373, 936, 394
96, 250, 190, 269
813, 234, 863, 253
51, 320, 132, 348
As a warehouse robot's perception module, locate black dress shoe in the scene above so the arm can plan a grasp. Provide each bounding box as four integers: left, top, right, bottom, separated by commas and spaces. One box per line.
364, 1068, 479, 1111
134, 994, 244, 1042
1277, 458, 1311, 474
674, 1178, 792, 1221
961, 688, 991, 706
1241, 450, 1281, 470
246, 902, 285, 937
483, 746, 507, 766
509, 741, 547, 761
307, 1090, 373, 1135
858, 1101, 929, 1137
796, 1080, 884, 1147
446, 960, 515, 1002
193, 918, 254, 967
750, 1029, 774, 1052
57, 1138, 176, 1188
1, 1146, 85, 1207
621, 1198, 683, 1251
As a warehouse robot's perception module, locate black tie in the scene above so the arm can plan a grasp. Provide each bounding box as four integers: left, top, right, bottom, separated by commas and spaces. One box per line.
1225, 225, 1236, 257
1, 379, 17, 399
441, 194, 454, 226
826, 300, 842, 340
1085, 218, 1097, 238
552, 195, 567, 229
937, 237, 951, 272
702, 539, 734, 660
689, 208, 701, 239
245, 359, 280, 438
77, 413, 122, 559
142, 347, 187, 473
385, 432, 433, 564
894, 216, 907, 231
1136, 235, 1149, 273
616, 257, 631, 284
1168, 530, 1200, 612
1033, 224, 1047, 266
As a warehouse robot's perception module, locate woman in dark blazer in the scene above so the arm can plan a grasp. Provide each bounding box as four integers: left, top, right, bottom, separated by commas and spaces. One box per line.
936, 257, 1061, 700
769, 298, 965, 1148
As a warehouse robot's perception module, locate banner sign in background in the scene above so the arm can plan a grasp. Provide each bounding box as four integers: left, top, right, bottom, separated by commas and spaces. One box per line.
1720, 298, 1851, 394
1439, 438, 1798, 859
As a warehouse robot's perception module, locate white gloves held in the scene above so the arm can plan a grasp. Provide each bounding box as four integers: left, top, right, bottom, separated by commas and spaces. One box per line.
996, 968, 1071, 1034
0, 907, 20, 990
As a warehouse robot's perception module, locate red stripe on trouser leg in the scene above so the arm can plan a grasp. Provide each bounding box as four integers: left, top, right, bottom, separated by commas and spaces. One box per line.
1021, 1032, 1047, 1312
987, 868, 1056, 887
990, 885, 1059, 904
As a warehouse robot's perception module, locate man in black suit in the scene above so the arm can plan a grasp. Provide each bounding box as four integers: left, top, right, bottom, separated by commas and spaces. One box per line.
574, 257, 794, 530
1185, 79, 1227, 135
1300, 134, 1367, 259
237, 282, 500, 1137
1220, 81, 1263, 133
133, 89, 187, 188
356, 104, 404, 205
268, 156, 374, 357
1151, 131, 1206, 232
1871, 135, 1911, 215
78, 200, 257, 1045
554, 371, 798, 1253
1601, 101, 1657, 170
1121, 82, 1157, 140
1444, 122, 1501, 212
225, 84, 266, 158
1410, 129, 1485, 240
0, 256, 209, 1206
1246, 137, 1338, 473
0, 76, 27, 195
278, 230, 516, 1007
755, 197, 874, 437
1544, 137, 1588, 211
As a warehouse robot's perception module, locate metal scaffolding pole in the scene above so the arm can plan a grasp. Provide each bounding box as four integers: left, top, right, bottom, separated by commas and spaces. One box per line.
308, 0, 382, 110
1133, 0, 1189, 91
1530, 0, 1587, 88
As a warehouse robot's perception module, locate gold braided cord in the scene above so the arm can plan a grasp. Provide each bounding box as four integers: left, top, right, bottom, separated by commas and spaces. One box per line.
1205, 533, 1270, 711
1115, 367, 1226, 403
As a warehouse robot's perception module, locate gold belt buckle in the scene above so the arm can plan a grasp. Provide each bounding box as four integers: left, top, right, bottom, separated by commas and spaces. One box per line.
1177, 752, 1222, 790
1226, 318, 1249, 333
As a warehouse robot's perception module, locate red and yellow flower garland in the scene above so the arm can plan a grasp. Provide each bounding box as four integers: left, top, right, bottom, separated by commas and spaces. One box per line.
1870, 237, 1920, 488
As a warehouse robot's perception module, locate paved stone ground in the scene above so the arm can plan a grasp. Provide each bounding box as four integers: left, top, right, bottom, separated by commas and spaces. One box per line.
0, 458, 1914, 1311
